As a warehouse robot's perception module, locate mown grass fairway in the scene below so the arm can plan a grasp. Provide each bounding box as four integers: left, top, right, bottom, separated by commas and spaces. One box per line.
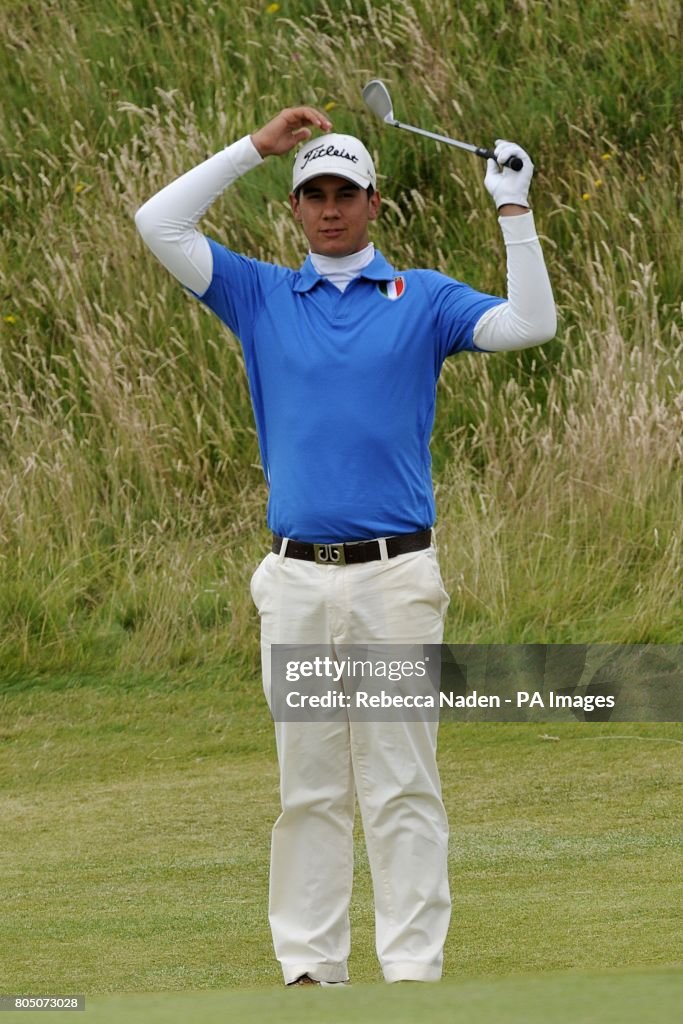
1, 672, 681, 1001
2, 970, 683, 1024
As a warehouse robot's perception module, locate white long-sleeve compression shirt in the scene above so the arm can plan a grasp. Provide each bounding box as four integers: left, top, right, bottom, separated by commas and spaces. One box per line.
134, 135, 556, 351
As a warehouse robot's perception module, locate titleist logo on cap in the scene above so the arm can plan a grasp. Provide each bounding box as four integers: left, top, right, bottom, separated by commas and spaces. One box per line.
300, 143, 360, 170
292, 133, 376, 190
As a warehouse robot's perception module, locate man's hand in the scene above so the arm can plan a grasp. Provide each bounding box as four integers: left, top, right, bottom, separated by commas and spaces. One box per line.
251, 107, 333, 159
484, 140, 534, 214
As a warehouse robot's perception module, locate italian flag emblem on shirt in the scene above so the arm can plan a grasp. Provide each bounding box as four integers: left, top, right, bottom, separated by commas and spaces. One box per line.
379, 276, 406, 300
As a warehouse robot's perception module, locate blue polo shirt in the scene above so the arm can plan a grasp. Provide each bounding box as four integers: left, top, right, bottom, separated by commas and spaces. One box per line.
197, 239, 503, 543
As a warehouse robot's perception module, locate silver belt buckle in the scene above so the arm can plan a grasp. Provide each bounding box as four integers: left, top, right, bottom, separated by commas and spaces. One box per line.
314, 542, 346, 565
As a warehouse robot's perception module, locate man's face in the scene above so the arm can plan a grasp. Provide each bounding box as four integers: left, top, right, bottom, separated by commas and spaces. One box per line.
289, 175, 381, 257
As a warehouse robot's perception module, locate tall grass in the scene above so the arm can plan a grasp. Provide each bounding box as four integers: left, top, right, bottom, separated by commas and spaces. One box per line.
1, 0, 681, 676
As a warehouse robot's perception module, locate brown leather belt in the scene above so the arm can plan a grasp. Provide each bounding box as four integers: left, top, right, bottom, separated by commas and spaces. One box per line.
271, 528, 432, 566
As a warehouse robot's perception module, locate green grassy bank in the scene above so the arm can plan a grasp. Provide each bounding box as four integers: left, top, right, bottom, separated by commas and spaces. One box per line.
1, 0, 681, 675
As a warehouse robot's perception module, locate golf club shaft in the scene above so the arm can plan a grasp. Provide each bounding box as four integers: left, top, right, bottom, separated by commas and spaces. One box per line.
389, 118, 523, 171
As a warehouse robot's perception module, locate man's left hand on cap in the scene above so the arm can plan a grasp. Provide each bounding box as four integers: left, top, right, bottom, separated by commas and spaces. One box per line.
251, 107, 333, 159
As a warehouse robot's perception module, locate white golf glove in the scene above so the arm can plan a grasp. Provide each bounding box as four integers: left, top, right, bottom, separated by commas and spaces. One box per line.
484, 140, 533, 209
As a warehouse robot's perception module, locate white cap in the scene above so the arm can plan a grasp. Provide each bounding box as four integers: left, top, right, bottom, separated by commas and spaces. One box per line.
292, 133, 376, 192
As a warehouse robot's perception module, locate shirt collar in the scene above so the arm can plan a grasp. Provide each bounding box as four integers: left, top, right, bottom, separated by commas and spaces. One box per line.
293, 249, 397, 292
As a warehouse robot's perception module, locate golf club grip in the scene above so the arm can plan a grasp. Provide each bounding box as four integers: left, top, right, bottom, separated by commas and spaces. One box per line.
477, 147, 524, 172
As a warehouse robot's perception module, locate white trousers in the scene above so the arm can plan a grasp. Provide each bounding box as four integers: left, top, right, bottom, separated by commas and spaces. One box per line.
250, 544, 451, 984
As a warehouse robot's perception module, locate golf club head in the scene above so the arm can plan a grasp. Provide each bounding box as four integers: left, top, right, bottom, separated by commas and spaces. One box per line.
362, 80, 394, 123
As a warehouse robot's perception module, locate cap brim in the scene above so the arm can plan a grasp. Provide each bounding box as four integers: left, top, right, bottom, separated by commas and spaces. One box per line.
293, 167, 372, 191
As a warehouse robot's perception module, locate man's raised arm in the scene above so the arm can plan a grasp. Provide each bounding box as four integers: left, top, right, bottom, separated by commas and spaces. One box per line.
473, 140, 557, 352
134, 107, 331, 295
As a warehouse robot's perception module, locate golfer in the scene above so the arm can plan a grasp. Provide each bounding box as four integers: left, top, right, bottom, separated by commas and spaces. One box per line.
135, 106, 556, 986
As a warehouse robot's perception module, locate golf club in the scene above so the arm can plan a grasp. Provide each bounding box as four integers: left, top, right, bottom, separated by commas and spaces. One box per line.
362, 80, 524, 171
